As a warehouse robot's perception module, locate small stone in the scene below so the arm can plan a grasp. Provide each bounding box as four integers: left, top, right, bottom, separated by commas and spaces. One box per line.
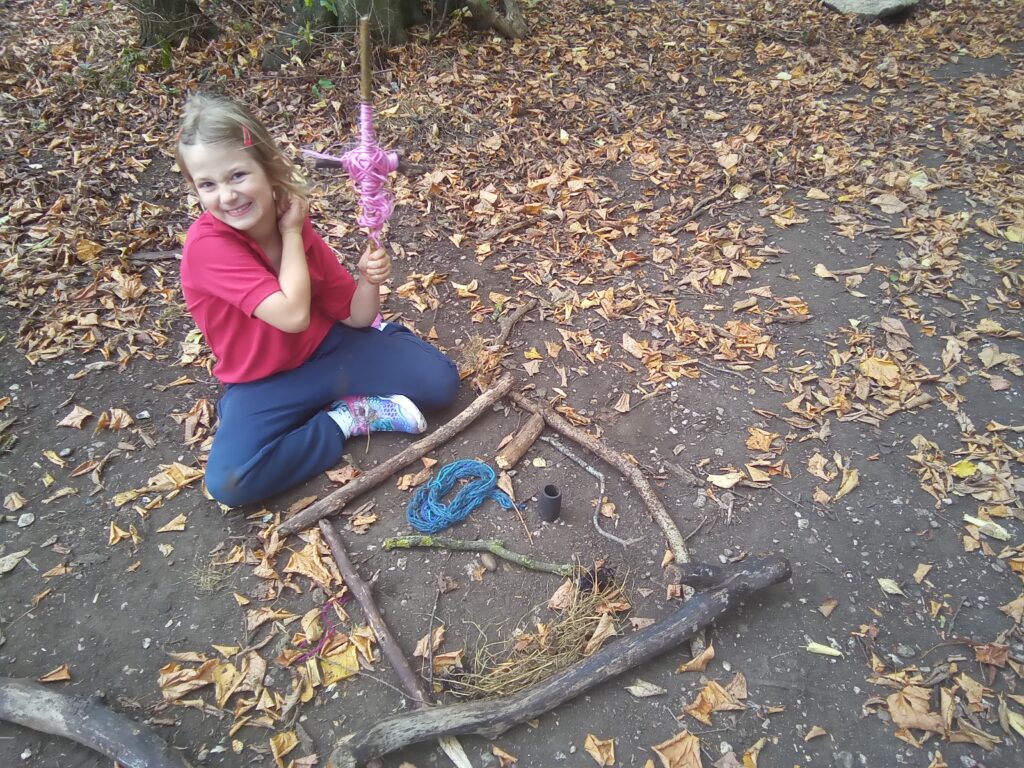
480, 553, 498, 572
896, 644, 915, 658
143, 637, 152, 649
58, 447, 72, 458
17, 513, 34, 528
20, 748, 32, 760
834, 751, 854, 768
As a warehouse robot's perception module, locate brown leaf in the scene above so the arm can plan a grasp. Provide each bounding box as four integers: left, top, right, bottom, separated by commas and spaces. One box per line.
818, 598, 838, 618
583, 613, 617, 656
886, 686, 944, 733
974, 642, 1009, 668
57, 405, 93, 428
676, 644, 715, 673
37, 664, 71, 683
583, 733, 615, 766
653, 730, 703, 768
492, 745, 519, 767
684, 680, 744, 725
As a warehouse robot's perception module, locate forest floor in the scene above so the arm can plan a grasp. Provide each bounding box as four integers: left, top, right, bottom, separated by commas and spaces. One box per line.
1, 1, 1022, 767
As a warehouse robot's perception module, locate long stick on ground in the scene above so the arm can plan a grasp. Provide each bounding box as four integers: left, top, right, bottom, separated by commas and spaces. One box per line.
319, 520, 472, 768
383, 535, 575, 577
280, 373, 515, 537
0, 678, 193, 768
327, 556, 791, 768
508, 392, 691, 566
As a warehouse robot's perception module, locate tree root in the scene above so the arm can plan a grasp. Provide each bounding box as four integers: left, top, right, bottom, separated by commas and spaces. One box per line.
383, 534, 575, 577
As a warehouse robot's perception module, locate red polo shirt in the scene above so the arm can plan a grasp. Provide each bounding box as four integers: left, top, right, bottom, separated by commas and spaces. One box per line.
181, 212, 356, 384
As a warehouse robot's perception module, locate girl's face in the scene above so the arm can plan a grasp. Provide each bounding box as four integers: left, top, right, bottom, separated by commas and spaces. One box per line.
180, 141, 276, 237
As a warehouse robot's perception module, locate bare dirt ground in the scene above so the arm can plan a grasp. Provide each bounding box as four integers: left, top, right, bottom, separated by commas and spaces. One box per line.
1, 1, 1022, 767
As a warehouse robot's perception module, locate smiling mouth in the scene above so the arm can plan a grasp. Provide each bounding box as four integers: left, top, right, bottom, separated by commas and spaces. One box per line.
224, 202, 253, 217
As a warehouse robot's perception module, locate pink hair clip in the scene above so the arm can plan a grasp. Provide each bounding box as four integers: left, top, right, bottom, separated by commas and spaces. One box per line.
242, 126, 253, 147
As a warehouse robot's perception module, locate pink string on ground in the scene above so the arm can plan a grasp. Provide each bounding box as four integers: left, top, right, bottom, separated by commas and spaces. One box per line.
294, 591, 352, 663
303, 102, 399, 248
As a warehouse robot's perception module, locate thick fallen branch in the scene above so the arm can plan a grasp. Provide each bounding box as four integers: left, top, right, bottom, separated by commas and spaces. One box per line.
319, 521, 472, 768
327, 556, 791, 768
0, 678, 193, 768
383, 535, 574, 577
508, 392, 691, 566
495, 412, 545, 469
279, 373, 514, 536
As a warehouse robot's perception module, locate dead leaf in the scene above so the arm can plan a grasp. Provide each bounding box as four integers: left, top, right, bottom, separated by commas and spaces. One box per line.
625, 679, 667, 698
684, 680, 744, 725
878, 578, 906, 597
414, 625, 446, 658
653, 730, 702, 768
804, 726, 827, 741
676, 643, 715, 673
707, 471, 743, 489
818, 598, 838, 618
37, 664, 71, 683
492, 745, 519, 767
57, 405, 93, 428
887, 686, 944, 733
156, 513, 187, 533
270, 731, 298, 768
583, 613, 617, 656
806, 641, 843, 658
913, 564, 932, 584
321, 644, 360, 686
583, 734, 615, 766
833, 467, 860, 501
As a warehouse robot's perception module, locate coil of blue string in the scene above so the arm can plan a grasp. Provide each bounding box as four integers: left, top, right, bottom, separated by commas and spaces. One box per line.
406, 459, 517, 534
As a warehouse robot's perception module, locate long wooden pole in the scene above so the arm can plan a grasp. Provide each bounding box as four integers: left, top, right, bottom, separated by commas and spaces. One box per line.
279, 373, 515, 537
359, 17, 371, 103
319, 520, 472, 768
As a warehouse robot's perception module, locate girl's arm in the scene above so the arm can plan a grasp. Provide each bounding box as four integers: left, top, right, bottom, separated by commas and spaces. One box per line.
342, 246, 391, 328
254, 196, 312, 333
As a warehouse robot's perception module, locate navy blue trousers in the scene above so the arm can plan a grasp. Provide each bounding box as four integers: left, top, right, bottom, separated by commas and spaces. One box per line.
204, 323, 460, 506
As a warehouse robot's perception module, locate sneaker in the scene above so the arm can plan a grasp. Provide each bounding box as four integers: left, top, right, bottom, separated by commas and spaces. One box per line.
328, 394, 426, 439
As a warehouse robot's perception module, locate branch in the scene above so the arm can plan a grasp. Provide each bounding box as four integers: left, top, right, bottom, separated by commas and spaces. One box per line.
327, 556, 792, 768
0, 678, 193, 768
383, 535, 575, 577
278, 373, 515, 537
508, 393, 691, 566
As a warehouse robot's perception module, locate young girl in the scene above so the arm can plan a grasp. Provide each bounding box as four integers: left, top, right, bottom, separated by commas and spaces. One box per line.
175, 92, 460, 507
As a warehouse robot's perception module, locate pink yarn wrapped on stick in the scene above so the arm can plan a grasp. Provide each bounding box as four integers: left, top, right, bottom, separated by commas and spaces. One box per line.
303, 102, 399, 247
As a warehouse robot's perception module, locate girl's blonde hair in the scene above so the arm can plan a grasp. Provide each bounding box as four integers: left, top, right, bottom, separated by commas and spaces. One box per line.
175, 91, 308, 202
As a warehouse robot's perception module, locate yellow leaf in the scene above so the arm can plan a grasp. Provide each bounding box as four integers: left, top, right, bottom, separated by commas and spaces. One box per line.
108, 521, 131, 546
269, 731, 298, 768
684, 680, 744, 725
804, 725, 827, 741
320, 644, 359, 686
818, 598, 838, 618
38, 664, 72, 683
156, 513, 187, 533
4, 492, 26, 511
878, 578, 906, 597
707, 471, 743, 489
57, 405, 93, 428
833, 467, 860, 501
524, 347, 543, 360
492, 745, 519, 767
613, 393, 631, 414
676, 644, 715, 673
652, 730, 702, 768
43, 450, 67, 468
949, 459, 977, 478
742, 737, 767, 768
964, 514, 1010, 541
913, 564, 932, 584
859, 356, 901, 387
583, 734, 615, 766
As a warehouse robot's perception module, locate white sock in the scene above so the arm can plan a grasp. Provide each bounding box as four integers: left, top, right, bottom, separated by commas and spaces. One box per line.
327, 401, 356, 439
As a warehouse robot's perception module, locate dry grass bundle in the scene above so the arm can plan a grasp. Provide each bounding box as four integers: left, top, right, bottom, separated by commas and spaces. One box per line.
447, 571, 629, 700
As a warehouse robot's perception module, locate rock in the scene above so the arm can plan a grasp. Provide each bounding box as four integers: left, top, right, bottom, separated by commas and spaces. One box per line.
824, 0, 917, 18
480, 553, 498, 572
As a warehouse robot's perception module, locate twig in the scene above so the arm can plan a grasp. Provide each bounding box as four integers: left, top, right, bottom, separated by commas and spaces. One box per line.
278, 373, 515, 536
509, 393, 691, 566
488, 299, 537, 351
696, 359, 751, 380
538, 435, 644, 547
669, 185, 730, 235
426, 588, 441, 696
771, 485, 814, 512
319, 521, 473, 768
383, 535, 575, 578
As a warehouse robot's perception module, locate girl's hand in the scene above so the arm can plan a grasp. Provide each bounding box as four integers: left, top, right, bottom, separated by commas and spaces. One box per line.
277, 191, 309, 236
358, 246, 392, 286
